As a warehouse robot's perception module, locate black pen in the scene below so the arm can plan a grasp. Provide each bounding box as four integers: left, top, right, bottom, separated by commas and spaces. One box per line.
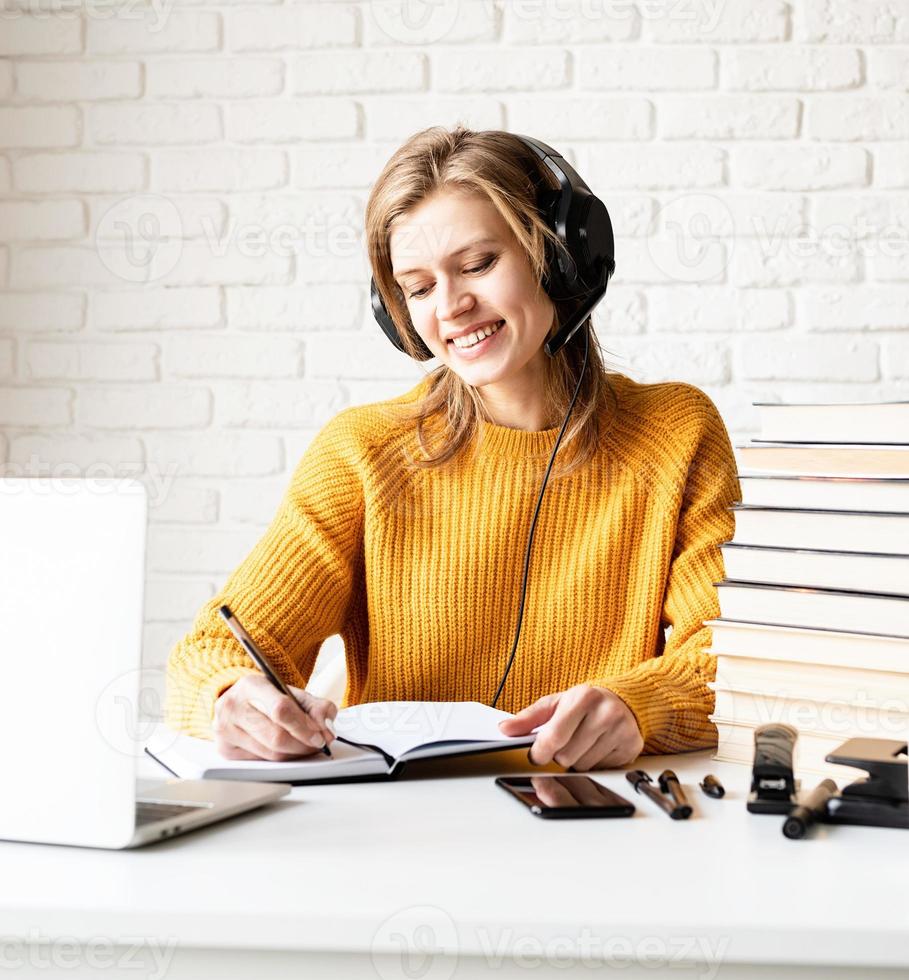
626, 769, 690, 820
218, 604, 332, 758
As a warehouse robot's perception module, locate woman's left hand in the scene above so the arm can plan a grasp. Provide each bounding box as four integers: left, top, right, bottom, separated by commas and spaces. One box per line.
497, 684, 644, 770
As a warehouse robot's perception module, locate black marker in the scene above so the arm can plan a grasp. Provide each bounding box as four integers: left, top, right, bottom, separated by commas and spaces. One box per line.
658, 770, 692, 818
783, 779, 838, 840
219, 604, 332, 758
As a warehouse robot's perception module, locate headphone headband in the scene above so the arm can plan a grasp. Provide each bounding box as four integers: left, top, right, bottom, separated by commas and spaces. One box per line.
370, 132, 615, 361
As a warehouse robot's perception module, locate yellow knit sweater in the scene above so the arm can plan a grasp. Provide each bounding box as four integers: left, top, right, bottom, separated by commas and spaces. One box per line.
165, 371, 740, 754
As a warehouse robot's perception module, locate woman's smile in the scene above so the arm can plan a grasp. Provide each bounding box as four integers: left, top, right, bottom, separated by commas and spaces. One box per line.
448, 319, 506, 359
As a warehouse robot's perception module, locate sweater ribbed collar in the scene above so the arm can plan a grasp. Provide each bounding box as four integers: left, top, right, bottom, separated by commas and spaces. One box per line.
475, 418, 562, 458
401, 375, 571, 459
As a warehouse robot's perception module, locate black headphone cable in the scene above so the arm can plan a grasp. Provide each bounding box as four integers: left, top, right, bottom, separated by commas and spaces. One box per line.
490, 319, 590, 709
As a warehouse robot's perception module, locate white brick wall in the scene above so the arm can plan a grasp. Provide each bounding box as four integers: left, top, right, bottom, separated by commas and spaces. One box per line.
1, 0, 908, 718
16, 60, 144, 102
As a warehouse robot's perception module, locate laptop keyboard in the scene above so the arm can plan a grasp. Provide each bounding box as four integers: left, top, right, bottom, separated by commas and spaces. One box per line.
135, 800, 209, 827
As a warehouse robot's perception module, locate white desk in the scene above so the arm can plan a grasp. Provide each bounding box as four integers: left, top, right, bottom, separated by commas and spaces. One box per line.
1, 747, 906, 979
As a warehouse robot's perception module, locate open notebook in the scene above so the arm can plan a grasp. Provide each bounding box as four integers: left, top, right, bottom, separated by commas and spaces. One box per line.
145, 700, 539, 784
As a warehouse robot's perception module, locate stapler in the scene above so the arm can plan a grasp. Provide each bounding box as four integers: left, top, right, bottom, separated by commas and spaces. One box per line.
747, 723, 802, 814
824, 738, 909, 831
747, 727, 909, 836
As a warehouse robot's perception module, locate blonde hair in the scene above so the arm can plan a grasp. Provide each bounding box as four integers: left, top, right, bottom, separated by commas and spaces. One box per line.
365, 125, 619, 480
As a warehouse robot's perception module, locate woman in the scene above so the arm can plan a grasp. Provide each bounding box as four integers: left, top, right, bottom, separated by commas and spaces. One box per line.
165, 126, 740, 771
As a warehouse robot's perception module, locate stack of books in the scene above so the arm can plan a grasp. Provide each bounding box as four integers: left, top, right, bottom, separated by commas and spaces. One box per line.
707, 401, 909, 780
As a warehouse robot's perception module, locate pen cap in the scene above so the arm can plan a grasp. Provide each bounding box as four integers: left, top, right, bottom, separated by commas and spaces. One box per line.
625, 769, 652, 792
700, 774, 725, 798
657, 769, 678, 792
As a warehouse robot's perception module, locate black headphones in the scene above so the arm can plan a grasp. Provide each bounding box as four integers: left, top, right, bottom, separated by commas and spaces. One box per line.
369, 134, 616, 709
370, 133, 615, 361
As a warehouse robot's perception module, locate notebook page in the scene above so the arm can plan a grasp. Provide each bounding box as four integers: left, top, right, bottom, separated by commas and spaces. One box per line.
333, 700, 535, 761
145, 727, 384, 781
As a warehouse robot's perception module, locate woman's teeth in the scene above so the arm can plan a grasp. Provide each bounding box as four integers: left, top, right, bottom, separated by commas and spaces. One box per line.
451, 320, 504, 349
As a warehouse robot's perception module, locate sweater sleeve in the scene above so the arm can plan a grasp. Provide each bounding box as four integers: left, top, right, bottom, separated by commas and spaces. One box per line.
164, 409, 365, 739
596, 391, 740, 755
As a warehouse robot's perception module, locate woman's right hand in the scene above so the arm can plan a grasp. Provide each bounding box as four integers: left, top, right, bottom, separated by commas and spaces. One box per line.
212, 674, 338, 761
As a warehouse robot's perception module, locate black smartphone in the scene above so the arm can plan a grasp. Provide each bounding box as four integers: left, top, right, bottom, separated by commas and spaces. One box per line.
495, 774, 635, 819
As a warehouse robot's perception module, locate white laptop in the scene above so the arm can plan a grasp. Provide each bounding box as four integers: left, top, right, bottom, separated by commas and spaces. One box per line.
0, 477, 290, 848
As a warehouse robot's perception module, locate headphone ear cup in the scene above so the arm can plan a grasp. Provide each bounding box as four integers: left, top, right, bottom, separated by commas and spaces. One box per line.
370, 276, 434, 361
536, 187, 582, 301
370, 275, 403, 351
542, 235, 580, 301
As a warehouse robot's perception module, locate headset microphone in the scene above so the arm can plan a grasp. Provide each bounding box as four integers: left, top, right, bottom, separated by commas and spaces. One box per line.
370, 134, 615, 708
